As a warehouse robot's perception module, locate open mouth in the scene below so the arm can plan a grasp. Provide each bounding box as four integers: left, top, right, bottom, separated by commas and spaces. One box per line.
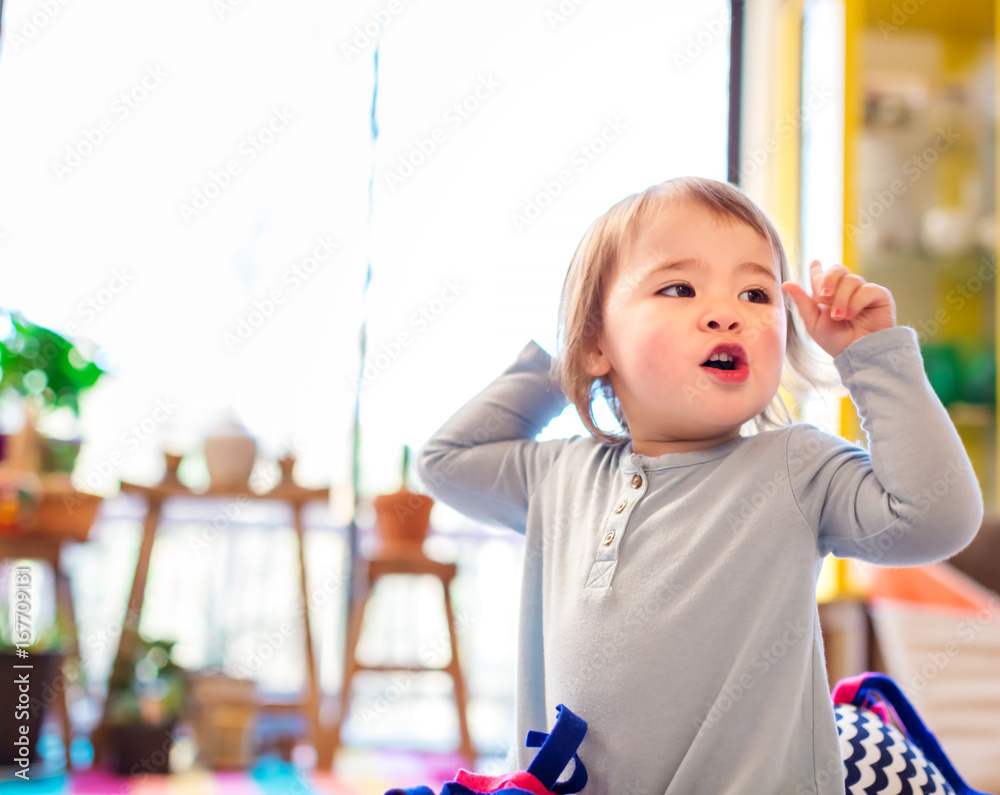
699, 343, 749, 382
702, 353, 739, 371
701, 343, 747, 370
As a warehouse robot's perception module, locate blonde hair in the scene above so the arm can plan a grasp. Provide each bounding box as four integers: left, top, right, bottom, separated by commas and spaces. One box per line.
554, 176, 831, 445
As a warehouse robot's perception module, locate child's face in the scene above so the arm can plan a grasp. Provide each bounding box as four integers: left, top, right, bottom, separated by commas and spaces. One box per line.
584, 201, 787, 452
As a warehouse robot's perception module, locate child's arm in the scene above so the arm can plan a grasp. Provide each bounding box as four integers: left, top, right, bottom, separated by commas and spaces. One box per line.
782, 262, 984, 563
416, 340, 573, 533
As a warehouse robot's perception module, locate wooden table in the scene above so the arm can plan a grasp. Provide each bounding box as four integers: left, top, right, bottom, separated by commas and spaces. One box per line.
90, 475, 333, 767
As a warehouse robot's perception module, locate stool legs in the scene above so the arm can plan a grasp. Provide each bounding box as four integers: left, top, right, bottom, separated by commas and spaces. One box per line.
53, 562, 78, 770
333, 563, 370, 753
333, 559, 474, 763
442, 576, 475, 764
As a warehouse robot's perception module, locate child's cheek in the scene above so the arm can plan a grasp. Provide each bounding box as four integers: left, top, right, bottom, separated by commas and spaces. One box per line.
634, 330, 679, 376
745, 304, 785, 342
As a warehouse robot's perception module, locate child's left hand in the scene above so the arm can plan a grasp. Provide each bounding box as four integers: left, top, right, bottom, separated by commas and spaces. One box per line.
781, 260, 896, 359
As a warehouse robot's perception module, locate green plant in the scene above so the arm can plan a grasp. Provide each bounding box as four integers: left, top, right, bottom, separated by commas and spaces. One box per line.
0, 309, 104, 417
107, 636, 187, 727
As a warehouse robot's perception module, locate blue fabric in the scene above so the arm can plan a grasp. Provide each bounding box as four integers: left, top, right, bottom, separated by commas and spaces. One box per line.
384, 705, 587, 795
526, 704, 588, 794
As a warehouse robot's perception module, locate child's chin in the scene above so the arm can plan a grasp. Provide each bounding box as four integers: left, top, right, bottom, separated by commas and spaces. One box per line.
697, 405, 766, 431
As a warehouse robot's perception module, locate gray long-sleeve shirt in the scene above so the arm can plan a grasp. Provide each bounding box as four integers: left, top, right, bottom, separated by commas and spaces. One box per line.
416, 325, 983, 794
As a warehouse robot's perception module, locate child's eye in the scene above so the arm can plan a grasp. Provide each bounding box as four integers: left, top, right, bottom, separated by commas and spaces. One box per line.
660, 283, 694, 297
739, 288, 770, 303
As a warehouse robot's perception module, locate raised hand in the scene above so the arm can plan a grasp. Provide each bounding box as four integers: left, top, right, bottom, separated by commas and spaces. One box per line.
780, 260, 896, 359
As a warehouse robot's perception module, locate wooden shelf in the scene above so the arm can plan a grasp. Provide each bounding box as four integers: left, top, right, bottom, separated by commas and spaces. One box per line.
118, 479, 329, 504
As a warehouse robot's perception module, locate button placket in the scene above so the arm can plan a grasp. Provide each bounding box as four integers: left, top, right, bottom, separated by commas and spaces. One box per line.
594, 466, 647, 557
586, 463, 648, 589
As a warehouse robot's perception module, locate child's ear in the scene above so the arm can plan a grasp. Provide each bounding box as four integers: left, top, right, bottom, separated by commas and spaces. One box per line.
582, 338, 611, 377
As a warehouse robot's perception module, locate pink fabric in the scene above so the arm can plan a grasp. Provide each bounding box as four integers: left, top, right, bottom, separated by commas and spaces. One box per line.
831, 672, 869, 705
454, 769, 552, 795
832, 673, 893, 727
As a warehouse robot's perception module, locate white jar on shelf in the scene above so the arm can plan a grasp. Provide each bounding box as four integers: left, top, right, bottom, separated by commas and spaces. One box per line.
203, 419, 257, 491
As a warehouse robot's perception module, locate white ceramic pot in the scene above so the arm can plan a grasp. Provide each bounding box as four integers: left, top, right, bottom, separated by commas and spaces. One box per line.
204, 423, 257, 490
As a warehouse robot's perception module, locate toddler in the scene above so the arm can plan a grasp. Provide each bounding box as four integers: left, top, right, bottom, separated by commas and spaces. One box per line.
416, 176, 983, 794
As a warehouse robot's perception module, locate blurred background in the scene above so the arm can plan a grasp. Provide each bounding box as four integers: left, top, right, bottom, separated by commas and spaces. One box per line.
0, 0, 997, 792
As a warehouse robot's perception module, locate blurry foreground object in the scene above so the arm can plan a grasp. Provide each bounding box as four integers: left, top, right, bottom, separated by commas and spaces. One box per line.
865, 563, 1000, 792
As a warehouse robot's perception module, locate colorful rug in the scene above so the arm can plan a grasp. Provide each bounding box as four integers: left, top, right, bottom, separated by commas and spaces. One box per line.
0, 753, 470, 795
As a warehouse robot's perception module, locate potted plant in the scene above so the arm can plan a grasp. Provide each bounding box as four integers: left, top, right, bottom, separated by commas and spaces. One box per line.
0, 308, 105, 476
188, 669, 258, 770
0, 600, 76, 769
0, 309, 106, 540
104, 635, 187, 775
372, 445, 435, 554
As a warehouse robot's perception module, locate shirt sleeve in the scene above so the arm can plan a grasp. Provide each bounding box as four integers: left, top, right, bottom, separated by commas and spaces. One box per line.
787, 325, 983, 564
415, 339, 575, 534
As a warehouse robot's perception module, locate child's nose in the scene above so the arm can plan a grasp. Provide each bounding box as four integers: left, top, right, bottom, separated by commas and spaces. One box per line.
702, 309, 742, 332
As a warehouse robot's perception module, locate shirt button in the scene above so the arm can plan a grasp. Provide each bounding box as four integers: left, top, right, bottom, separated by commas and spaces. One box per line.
631, 474, 642, 488
602, 531, 616, 545
615, 500, 627, 513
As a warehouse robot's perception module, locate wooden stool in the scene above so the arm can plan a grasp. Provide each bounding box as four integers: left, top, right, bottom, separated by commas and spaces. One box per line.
333, 551, 474, 762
